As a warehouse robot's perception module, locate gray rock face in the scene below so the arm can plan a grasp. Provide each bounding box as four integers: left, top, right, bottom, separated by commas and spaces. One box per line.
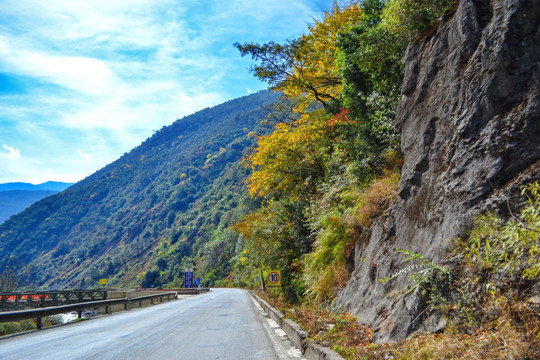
336, 0, 540, 342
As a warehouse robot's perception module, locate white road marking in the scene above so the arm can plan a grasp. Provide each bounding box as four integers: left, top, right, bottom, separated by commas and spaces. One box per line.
250, 296, 306, 360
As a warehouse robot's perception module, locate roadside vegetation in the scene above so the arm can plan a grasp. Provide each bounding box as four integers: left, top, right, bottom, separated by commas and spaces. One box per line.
256, 183, 540, 359
230, 0, 539, 358
0, 316, 64, 337
231, 0, 453, 304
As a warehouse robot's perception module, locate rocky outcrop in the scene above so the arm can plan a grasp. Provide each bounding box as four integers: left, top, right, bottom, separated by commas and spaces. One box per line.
336, 0, 540, 342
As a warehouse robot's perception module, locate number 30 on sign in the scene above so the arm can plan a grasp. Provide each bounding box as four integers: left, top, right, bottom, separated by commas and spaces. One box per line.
266, 271, 281, 287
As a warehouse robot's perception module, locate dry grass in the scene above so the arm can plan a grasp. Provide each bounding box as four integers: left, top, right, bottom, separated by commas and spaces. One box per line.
393, 312, 536, 359
258, 274, 540, 360
259, 292, 392, 359
304, 170, 400, 305
346, 170, 400, 230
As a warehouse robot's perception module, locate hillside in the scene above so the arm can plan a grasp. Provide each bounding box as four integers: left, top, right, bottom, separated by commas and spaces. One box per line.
0, 90, 279, 289
0, 182, 72, 224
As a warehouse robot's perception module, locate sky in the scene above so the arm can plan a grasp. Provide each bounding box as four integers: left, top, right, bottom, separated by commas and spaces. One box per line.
0, 0, 333, 184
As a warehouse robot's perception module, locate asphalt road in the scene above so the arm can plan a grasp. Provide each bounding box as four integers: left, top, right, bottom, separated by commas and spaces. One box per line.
0, 288, 305, 360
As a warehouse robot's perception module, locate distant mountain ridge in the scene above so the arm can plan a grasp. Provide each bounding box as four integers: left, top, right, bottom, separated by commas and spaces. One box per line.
0, 182, 73, 224
0, 181, 73, 192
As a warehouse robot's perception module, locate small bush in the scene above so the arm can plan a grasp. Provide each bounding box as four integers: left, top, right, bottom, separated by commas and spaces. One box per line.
464, 182, 540, 279
381, 0, 456, 40
0, 320, 35, 336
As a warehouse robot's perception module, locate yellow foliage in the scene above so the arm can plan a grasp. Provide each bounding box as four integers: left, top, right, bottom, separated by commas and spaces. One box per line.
283, 1, 363, 111
245, 109, 329, 198
232, 201, 292, 267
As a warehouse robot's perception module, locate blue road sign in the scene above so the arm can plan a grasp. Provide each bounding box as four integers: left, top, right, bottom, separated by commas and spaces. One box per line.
194, 277, 201, 286
184, 268, 193, 288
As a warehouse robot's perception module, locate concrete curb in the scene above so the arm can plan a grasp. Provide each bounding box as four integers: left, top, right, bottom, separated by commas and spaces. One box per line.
249, 292, 344, 360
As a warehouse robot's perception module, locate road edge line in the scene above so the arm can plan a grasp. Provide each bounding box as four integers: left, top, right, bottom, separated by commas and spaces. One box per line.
248, 291, 344, 360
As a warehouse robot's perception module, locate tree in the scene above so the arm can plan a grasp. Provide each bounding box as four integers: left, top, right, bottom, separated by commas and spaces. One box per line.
0, 257, 20, 291
233, 198, 312, 302
245, 109, 330, 199
381, 0, 455, 40
235, 1, 363, 111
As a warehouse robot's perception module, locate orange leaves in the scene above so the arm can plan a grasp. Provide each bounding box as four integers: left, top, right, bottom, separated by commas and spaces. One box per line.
326, 108, 350, 132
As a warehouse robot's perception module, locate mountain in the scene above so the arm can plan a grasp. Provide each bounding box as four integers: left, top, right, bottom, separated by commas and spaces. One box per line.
0, 181, 73, 192
0, 182, 73, 224
0, 90, 279, 289
0, 190, 58, 224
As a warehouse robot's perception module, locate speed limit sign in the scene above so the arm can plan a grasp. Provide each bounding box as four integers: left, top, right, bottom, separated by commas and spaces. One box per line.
266, 271, 281, 287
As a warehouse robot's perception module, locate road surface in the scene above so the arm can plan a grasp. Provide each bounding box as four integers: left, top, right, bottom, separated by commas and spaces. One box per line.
0, 288, 305, 360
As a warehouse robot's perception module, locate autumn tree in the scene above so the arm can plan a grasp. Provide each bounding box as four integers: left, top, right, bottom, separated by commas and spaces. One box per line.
233, 0, 455, 303
233, 199, 312, 301
235, 1, 362, 111
245, 109, 329, 199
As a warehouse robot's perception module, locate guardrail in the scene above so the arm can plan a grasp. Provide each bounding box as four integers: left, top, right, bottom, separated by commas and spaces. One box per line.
0, 292, 177, 330
148, 288, 211, 295
0, 290, 107, 311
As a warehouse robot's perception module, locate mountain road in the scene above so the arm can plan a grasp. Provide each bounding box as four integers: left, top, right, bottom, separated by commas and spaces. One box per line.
0, 288, 305, 360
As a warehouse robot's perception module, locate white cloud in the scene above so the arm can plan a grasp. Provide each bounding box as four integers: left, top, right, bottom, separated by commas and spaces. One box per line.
0, 47, 117, 96
0, 0, 333, 183
2, 145, 21, 159
77, 149, 93, 166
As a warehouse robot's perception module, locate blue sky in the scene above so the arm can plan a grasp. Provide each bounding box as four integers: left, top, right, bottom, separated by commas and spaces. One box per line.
0, 0, 333, 184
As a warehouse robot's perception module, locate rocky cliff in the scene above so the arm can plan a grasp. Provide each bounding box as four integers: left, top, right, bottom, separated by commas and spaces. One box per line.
336, 0, 540, 341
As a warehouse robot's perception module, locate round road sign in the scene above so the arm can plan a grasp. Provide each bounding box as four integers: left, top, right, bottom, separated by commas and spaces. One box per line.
267, 271, 280, 285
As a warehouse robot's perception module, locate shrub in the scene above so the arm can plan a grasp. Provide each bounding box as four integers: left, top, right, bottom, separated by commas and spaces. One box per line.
381, 0, 456, 40
464, 182, 540, 279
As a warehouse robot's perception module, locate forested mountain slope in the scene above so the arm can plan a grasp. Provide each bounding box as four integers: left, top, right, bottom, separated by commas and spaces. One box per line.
0, 90, 278, 289
0, 182, 72, 224
0, 190, 59, 224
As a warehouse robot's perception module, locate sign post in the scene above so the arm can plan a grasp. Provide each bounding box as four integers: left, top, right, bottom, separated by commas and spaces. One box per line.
266, 270, 281, 288
184, 268, 194, 288
260, 269, 266, 291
